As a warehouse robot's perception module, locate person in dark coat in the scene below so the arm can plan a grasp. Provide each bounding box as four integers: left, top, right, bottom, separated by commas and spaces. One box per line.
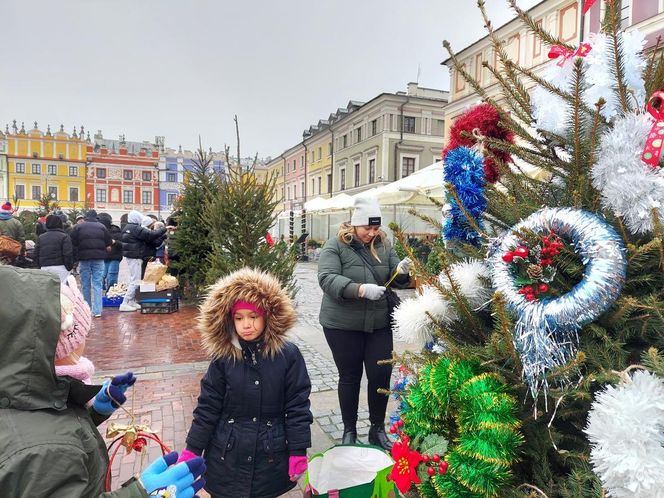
34, 214, 74, 282
180, 268, 313, 498
119, 210, 167, 312
70, 210, 112, 318
98, 213, 123, 292
317, 197, 411, 450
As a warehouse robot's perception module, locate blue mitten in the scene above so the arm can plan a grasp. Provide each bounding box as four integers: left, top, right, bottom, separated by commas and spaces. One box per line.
140, 451, 206, 498
92, 372, 136, 415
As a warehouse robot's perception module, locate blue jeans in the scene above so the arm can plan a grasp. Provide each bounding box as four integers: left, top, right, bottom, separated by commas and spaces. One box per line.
79, 259, 105, 316
104, 260, 120, 291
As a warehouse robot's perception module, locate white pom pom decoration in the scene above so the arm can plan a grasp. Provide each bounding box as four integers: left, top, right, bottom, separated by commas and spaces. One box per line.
592, 113, 664, 234
585, 370, 664, 498
392, 285, 455, 345
442, 259, 491, 310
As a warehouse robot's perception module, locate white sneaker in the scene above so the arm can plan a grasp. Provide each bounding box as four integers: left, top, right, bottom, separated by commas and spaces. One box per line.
130, 301, 142, 311
119, 303, 137, 312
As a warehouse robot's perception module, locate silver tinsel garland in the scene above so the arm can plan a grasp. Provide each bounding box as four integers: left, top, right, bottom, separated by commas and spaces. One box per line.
488, 208, 627, 398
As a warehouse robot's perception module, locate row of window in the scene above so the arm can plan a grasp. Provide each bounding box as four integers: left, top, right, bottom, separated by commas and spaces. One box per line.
15, 163, 79, 176
285, 174, 334, 200
14, 185, 80, 202
95, 168, 156, 182
308, 143, 334, 165
94, 188, 153, 205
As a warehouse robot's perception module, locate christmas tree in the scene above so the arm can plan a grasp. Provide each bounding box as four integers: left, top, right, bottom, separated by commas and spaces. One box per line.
389, 2, 664, 497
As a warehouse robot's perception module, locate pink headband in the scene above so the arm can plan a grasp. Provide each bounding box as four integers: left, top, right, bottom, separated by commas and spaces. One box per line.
231, 301, 265, 317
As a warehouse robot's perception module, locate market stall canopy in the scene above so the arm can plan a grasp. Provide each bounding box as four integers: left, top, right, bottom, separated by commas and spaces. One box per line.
303, 196, 329, 211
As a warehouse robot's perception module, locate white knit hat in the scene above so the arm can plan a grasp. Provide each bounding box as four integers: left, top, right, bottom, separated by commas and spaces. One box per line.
350, 197, 382, 227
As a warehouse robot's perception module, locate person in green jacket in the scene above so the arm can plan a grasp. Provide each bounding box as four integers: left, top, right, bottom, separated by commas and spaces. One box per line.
0, 266, 206, 497
0, 201, 26, 263
317, 197, 411, 450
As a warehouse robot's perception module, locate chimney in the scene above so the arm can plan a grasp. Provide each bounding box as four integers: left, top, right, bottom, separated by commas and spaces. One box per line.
407, 82, 419, 96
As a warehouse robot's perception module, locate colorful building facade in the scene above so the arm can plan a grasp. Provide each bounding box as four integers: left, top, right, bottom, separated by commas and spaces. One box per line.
6, 121, 87, 211
86, 132, 160, 221
0, 130, 7, 203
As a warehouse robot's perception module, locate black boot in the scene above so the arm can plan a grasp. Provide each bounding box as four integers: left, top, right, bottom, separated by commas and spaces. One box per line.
342, 426, 357, 444
368, 424, 393, 451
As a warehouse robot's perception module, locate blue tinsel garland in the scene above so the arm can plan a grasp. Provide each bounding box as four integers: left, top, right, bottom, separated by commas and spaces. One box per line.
442, 146, 487, 245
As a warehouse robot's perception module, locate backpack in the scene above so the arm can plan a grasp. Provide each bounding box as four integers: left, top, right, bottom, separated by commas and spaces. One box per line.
0, 235, 21, 258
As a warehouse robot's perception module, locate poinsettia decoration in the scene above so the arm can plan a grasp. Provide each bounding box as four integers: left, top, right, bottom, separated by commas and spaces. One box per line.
388, 437, 423, 493
502, 232, 564, 301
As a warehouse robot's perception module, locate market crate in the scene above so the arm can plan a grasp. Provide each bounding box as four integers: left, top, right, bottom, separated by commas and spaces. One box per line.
102, 296, 123, 308
140, 299, 179, 314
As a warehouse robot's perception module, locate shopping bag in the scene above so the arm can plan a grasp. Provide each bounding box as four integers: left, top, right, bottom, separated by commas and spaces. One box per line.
304, 445, 397, 498
0, 235, 21, 258
143, 260, 167, 283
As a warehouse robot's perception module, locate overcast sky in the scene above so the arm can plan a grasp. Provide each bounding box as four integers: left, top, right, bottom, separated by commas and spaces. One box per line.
0, 0, 538, 158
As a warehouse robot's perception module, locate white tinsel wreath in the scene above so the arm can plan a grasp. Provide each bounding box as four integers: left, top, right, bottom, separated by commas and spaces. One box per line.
592, 113, 664, 235
585, 370, 664, 498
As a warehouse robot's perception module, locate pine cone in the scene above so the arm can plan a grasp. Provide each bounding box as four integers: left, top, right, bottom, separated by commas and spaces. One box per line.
527, 264, 544, 280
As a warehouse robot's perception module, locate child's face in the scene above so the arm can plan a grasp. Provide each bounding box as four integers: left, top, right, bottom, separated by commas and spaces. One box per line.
233, 309, 265, 341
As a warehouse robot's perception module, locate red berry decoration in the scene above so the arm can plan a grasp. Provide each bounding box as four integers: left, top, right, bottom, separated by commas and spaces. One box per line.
514, 246, 529, 258
538, 283, 549, 293
389, 425, 398, 434
427, 467, 436, 476
439, 461, 449, 474
397, 419, 404, 427
422, 455, 430, 463
401, 435, 409, 444
526, 293, 536, 302
502, 252, 514, 263
432, 454, 441, 463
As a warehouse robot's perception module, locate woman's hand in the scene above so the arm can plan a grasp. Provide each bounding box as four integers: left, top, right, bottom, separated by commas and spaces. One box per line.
359, 284, 386, 300
396, 257, 412, 275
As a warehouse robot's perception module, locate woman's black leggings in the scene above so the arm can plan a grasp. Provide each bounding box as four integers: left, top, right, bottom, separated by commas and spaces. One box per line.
323, 326, 393, 427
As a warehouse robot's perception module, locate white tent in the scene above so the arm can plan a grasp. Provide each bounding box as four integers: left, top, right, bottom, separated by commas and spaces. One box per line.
303, 196, 329, 212
360, 161, 443, 205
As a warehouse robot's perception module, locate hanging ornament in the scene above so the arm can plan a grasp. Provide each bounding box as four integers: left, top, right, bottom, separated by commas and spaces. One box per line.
488, 207, 627, 398
442, 103, 514, 183
592, 112, 664, 235
442, 146, 486, 246
388, 439, 423, 494
640, 90, 664, 168
585, 370, 664, 498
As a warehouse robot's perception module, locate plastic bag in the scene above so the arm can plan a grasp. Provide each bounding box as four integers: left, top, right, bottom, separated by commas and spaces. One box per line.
143, 260, 167, 283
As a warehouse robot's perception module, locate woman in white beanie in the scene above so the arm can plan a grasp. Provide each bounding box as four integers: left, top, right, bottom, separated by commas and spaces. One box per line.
317, 196, 411, 450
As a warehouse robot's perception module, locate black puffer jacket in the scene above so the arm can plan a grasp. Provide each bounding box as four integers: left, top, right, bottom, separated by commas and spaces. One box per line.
34, 229, 74, 270
98, 214, 123, 262
121, 223, 167, 260
69, 213, 112, 261
186, 269, 312, 498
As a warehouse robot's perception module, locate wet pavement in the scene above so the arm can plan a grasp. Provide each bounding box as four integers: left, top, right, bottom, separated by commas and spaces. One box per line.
88, 262, 417, 496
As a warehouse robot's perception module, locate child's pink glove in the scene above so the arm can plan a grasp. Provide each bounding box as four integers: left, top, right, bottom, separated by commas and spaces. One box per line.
176, 449, 201, 464
288, 455, 308, 481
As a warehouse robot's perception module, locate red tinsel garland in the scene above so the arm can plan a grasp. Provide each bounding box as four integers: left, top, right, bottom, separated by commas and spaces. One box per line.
442, 103, 514, 183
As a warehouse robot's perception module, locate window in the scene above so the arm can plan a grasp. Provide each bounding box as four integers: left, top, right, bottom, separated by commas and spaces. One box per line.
14, 184, 25, 199
31, 185, 41, 200
287, 186, 291, 200
311, 151, 316, 163
15, 163, 25, 174
123, 170, 133, 180
402, 157, 416, 177
293, 184, 297, 199
340, 169, 346, 191
369, 158, 376, 184
142, 191, 152, 205
69, 166, 78, 177
311, 178, 315, 195
293, 160, 297, 171
96, 168, 106, 179
48, 164, 57, 175
317, 177, 321, 195
318, 147, 322, 160
48, 186, 58, 199
620, 0, 631, 27
402, 116, 416, 133
69, 187, 79, 202
355, 128, 362, 143
96, 189, 107, 203
342, 135, 348, 148
142, 171, 152, 182
327, 174, 332, 193
167, 193, 177, 206
123, 190, 133, 203
166, 172, 177, 182
32, 163, 41, 175
370, 119, 377, 136
301, 181, 304, 199
354, 163, 360, 187
328, 143, 332, 157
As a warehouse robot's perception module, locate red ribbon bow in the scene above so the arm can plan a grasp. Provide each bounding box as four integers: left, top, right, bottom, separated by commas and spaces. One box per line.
548, 43, 593, 67
641, 91, 664, 168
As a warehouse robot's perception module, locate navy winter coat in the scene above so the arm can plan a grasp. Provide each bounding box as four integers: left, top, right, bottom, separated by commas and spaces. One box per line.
185, 268, 313, 498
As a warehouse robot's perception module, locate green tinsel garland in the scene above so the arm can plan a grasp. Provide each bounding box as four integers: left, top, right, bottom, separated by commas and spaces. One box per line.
402, 357, 523, 498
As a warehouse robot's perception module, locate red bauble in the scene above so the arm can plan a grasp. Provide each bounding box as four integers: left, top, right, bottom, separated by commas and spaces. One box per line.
514, 246, 529, 258
422, 455, 430, 463
439, 461, 449, 474
541, 258, 553, 266
426, 467, 436, 476
502, 252, 514, 263
442, 103, 514, 183
397, 419, 404, 428
538, 283, 549, 293
389, 425, 398, 434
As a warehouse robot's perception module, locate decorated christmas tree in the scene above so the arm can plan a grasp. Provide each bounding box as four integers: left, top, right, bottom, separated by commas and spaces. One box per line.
388, 2, 664, 497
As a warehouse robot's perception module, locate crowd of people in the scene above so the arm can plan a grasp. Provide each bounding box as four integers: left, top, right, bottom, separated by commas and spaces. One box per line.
0, 202, 172, 316
0, 196, 411, 497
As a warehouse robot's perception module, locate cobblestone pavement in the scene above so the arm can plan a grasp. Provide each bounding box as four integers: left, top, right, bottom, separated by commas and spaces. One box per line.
88, 262, 414, 496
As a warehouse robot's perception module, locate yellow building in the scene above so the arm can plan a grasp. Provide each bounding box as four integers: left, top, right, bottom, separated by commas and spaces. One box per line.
6, 121, 88, 211
304, 122, 333, 199
265, 156, 285, 212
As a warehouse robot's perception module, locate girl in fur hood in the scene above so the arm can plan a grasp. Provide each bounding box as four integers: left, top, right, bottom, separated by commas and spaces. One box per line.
180, 267, 313, 498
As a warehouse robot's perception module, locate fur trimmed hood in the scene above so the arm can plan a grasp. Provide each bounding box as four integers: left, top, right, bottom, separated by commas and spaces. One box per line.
199, 267, 296, 360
